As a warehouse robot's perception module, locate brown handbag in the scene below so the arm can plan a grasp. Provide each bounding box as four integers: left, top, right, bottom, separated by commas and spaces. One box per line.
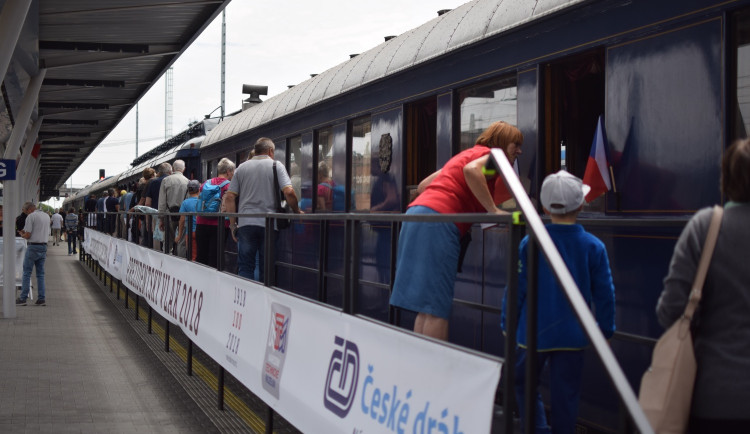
638, 205, 723, 434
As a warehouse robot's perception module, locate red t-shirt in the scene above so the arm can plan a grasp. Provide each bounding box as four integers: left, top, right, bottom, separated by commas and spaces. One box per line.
410, 145, 510, 235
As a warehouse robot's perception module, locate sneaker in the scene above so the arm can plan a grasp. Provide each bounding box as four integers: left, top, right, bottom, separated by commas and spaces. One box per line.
35, 299, 46, 306
15, 298, 27, 306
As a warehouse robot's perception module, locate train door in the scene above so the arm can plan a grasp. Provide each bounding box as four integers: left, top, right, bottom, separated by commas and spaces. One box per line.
405, 97, 437, 205
543, 49, 605, 199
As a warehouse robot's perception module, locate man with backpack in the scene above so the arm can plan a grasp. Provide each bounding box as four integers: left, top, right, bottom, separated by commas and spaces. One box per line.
223, 137, 302, 282
195, 158, 235, 268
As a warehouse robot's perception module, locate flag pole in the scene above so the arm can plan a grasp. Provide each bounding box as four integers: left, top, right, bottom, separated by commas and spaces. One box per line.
608, 166, 617, 193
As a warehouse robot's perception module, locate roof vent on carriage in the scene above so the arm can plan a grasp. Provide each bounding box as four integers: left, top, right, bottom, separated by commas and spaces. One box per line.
241, 84, 268, 111
384, 35, 396, 41
437, 9, 451, 16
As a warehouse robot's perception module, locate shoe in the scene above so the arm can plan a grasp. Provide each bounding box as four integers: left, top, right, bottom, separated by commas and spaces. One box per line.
15, 298, 27, 306
68, 252, 72, 255
73, 250, 77, 254
35, 299, 46, 306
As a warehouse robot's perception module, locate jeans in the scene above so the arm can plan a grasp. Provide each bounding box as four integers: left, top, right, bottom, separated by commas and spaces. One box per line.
514, 348, 584, 434
20, 244, 47, 301
237, 225, 274, 282
67, 230, 77, 254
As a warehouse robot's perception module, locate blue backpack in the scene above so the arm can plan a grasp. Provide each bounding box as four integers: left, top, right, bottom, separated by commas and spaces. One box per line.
199, 180, 230, 212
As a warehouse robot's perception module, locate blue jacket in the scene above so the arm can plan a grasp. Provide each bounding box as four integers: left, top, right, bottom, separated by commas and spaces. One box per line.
502, 224, 615, 350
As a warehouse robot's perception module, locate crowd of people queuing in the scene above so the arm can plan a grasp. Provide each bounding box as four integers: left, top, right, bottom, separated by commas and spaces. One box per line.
82, 137, 302, 282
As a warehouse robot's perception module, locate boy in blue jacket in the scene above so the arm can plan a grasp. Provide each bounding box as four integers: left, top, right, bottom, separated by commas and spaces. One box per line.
502, 170, 615, 434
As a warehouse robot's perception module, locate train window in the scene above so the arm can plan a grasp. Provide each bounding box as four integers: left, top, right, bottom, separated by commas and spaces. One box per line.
287, 136, 306, 210
236, 149, 250, 164
458, 76, 517, 151
732, 9, 750, 140
350, 116, 371, 211
208, 159, 217, 180
316, 127, 335, 212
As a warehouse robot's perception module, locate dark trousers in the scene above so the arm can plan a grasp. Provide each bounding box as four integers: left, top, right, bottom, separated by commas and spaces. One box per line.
514, 348, 584, 434
196, 224, 219, 269
66, 230, 77, 253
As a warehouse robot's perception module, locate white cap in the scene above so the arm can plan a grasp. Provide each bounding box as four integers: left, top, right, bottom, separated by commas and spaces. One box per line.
540, 170, 591, 214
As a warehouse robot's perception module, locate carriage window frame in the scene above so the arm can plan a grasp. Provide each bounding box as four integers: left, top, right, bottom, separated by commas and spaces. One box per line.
457, 75, 518, 151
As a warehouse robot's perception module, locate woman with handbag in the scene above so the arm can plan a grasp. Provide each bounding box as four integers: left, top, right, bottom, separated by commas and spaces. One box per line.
656, 138, 750, 433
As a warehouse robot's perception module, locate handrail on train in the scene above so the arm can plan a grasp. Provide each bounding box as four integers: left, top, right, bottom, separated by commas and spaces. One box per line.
486, 149, 654, 434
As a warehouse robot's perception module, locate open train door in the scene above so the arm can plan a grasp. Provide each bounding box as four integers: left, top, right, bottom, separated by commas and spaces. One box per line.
543, 48, 605, 209
405, 97, 437, 207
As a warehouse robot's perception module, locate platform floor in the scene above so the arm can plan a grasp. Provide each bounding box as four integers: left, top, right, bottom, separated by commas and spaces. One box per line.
0, 243, 222, 433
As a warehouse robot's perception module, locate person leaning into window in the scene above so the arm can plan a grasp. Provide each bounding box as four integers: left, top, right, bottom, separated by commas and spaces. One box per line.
389, 121, 523, 340
657, 139, 750, 434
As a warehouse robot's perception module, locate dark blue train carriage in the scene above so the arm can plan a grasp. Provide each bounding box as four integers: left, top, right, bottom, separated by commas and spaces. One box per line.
74, 0, 750, 431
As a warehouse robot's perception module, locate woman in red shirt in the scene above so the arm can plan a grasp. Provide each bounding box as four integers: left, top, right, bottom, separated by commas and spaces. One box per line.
389, 121, 523, 340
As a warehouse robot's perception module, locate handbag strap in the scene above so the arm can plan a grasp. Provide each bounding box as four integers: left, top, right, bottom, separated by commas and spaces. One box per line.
272, 161, 282, 209
683, 205, 723, 320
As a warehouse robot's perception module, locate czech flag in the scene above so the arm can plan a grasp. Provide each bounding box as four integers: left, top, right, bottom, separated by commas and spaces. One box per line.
583, 115, 611, 202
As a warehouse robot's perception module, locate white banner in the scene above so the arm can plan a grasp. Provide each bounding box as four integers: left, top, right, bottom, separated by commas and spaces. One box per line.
83, 228, 502, 433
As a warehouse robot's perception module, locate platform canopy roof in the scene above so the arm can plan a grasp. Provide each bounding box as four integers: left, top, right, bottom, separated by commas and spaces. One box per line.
0, 0, 231, 200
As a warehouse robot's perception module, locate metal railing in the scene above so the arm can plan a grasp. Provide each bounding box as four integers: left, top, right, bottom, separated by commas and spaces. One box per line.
76, 183, 688, 433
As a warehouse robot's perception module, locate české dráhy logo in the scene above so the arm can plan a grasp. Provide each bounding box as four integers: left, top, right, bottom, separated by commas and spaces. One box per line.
324, 336, 360, 418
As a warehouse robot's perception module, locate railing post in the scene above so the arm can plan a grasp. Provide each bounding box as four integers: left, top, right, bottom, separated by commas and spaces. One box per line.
124, 286, 129, 309
342, 217, 353, 314
388, 221, 399, 325
148, 306, 153, 334
216, 216, 225, 272
187, 340, 193, 376
218, 367, 225, 410
523, 233, 539, 434
165, 320, 170, 352
503, 213, 524, 434
134, 294, 139, 320
351, 219, 361, 315
266, 407, 274, 434
186, 215, 193, 261
317, 219, 327, 302
264, 217, 274, 287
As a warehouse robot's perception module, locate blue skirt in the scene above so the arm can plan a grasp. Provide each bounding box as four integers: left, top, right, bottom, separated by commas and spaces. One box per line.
389, 206, 460, 319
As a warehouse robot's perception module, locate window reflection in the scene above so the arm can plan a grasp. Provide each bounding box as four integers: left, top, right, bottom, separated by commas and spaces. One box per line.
289, 136, 307, 211
351, 117, 371, 211
316, 127, 335, 212
459, 76, 517, 150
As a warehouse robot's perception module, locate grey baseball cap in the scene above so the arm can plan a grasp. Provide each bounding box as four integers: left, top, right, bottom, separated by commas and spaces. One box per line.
540, 170, 591, 214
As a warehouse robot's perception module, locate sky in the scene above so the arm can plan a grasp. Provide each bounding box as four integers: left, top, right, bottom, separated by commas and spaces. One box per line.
60, 0, 469, 192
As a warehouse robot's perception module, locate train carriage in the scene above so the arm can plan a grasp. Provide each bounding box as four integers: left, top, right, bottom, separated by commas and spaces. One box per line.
198, 0, 750, 430
72, 0, 750, 431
